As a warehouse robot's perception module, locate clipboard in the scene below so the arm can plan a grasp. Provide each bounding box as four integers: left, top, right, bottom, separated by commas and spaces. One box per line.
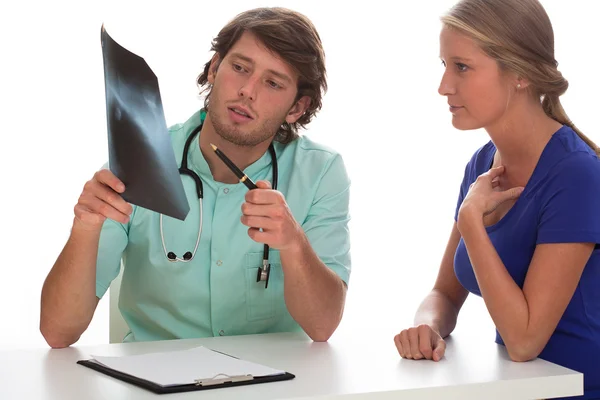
76, 346, 295, 394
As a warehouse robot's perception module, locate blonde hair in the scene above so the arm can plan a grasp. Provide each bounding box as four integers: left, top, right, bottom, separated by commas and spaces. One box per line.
442, 0, 599, 155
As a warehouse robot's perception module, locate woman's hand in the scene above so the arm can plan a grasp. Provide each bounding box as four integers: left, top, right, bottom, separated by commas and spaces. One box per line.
458, 165, 524, 229
394, 324, 446, 361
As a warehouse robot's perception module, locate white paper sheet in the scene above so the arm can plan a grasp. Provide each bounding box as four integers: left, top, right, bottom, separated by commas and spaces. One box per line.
91, 346, 285, 387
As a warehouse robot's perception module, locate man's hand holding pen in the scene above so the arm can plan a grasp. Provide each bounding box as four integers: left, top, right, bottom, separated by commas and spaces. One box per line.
210, 142, 306, 252
240, 180, 305, 251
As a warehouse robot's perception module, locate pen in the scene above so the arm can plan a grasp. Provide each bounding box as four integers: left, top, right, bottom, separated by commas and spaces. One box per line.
211, 142, 272, 289
210, 143, 258, 190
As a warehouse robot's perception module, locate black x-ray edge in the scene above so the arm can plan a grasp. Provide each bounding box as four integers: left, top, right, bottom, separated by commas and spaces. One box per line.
100, 25, 190, 221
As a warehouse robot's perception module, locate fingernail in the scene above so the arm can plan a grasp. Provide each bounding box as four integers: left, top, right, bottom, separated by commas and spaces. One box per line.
118, 183, 125, 192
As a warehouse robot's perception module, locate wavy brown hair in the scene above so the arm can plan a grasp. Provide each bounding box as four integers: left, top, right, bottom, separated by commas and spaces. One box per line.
197, 7, 327, 144
442, 0, 599, 155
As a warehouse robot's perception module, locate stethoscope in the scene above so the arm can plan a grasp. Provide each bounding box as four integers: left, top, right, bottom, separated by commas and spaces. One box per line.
159, 122, 278, 288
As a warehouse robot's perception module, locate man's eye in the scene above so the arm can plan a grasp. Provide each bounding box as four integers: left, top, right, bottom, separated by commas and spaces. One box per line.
267, 80, 281, 89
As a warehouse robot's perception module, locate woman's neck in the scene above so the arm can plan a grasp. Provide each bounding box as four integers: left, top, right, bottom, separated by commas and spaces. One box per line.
486, 102, 563, 188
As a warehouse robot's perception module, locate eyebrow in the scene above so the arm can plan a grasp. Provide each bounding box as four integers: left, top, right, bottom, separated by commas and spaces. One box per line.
443, 56, 473, 62
229, 52, 293, 84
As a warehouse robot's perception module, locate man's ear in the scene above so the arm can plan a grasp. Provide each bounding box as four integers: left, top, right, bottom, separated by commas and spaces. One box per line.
207, 54, 221, 85
285, 96, 311, 124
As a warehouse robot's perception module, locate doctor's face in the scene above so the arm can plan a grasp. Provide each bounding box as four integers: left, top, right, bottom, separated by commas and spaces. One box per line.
438, 26, 514, 131
206, 32, 307, 147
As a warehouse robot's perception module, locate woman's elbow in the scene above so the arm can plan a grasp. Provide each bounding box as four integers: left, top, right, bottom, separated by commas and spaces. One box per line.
506, 342, 541, 362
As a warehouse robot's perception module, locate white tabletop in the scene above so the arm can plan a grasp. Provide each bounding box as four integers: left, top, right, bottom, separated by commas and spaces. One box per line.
0, 330, 582, 400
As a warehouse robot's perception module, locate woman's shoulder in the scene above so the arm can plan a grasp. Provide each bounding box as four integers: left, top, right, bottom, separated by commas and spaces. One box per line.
542, 126, 600, 182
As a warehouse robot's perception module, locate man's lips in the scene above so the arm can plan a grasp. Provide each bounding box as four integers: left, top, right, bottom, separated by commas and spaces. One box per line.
228, 105, 254, 119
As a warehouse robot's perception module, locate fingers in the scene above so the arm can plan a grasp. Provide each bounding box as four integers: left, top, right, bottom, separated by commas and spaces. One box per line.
398, 330, 411, 358
95, 169, 126, 193
247, 227, 269, 244
504, 186, 525, 201
491, 177, 500, 189
394, 334, 404, 357
492, 186, 525, 208
408, 327, 423, 360
255, 180, 272, 190
240, 215, 275, 230
417, 324, 434, 360
241, 201, 288, 226
75, 170, 132, 226
241, 203, 277, 217
74, 204, 106, 227
396, 328, 424, 360
245, 185, 283, 205
86, 178, 131, 215
89, 179, 132, 216
78, 189, 130, 224
432, 337, 447, 362
486, 165, 505, 179
395, 325, 442, 361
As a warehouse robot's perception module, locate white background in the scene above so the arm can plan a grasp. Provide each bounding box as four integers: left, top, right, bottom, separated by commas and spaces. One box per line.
0, 0, 597, 350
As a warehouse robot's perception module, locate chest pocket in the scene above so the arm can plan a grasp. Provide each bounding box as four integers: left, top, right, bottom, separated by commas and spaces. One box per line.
244, 250, 284, 321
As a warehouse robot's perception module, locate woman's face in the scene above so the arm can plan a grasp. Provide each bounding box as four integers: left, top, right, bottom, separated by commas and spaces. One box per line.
438, 26, 516, 131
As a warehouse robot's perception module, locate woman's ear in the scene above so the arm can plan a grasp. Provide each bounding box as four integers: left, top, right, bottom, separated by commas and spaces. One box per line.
515, 76, 531, 90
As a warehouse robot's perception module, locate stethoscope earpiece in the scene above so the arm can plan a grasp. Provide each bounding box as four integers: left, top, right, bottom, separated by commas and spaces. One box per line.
166, 251, 192, 261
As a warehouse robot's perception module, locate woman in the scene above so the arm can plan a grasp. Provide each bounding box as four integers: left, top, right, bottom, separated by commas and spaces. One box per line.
394, 0, 600, 398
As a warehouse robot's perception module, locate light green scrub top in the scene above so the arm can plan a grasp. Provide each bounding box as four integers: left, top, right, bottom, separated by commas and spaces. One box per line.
95, 110, 351, 342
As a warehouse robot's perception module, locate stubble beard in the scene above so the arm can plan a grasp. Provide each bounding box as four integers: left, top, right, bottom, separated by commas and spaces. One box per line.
208, 94, 286, 147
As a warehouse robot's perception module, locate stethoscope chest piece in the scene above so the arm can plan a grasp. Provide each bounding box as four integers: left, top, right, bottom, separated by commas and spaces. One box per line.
256, 260, 271, 289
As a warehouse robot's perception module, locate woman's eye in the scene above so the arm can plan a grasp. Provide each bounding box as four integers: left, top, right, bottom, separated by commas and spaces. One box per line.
456, 63, 469, 72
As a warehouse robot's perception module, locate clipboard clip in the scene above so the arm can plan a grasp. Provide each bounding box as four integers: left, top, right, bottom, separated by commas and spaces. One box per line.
194, 373, 254, 386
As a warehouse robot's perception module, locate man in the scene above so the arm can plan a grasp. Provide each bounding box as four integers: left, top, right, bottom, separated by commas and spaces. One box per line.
40, 7, 351, 347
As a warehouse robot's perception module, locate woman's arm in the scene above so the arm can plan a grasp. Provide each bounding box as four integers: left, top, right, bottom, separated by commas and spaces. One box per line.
395, 222, 469, 361
415, 222, 469, 338
459, 214, 592, 361
457, 165, 593, 361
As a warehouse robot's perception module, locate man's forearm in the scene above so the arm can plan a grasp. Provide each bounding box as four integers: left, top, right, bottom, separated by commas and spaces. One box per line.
40, 219, 101, 348
280, 234, 346, 342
